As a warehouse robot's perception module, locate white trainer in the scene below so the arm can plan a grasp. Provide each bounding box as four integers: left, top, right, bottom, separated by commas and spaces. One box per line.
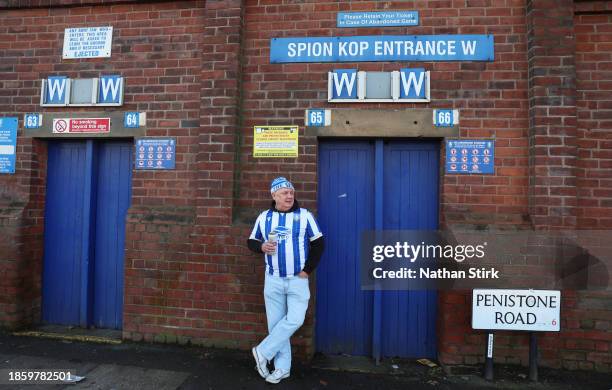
265, 369, 290, 384
252, 347, 269, 378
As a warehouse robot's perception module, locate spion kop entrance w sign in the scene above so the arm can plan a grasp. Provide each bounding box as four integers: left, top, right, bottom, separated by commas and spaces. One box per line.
270, 35, 494, 63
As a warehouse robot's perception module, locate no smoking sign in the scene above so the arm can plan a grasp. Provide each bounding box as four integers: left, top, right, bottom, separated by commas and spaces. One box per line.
54, 119, 68, 133
52, 118, 110, 134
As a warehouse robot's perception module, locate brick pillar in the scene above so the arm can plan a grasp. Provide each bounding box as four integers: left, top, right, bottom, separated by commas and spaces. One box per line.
439, 1, 581, 369
197, 0, 244, 228
527, 0, 578, 229
0, 138, 46, 329
187, 0, 254, 350
0, 207, 25, 328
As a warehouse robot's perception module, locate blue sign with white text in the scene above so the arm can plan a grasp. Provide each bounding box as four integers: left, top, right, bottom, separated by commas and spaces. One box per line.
399, 68, 426, 99
135, 138, 176, 170
43, 76, 68, 105
270, 35, 494, 63
124, 112, 139, 128
434, 109, 454, 127
98, 75, 123, 105
331, 69, 358, 99
337, 11, 419, 28
306, 109, 325, 126
329, 68, 428, 101
0, 117, 18, 174
446, 140, 494, 175
24, 113, 42, 129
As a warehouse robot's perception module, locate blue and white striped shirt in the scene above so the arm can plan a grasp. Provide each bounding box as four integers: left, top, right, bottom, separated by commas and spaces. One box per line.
249, 207, 323, 277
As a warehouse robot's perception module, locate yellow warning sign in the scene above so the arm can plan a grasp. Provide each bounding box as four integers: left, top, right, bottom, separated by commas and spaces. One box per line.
253, 126, 299, 158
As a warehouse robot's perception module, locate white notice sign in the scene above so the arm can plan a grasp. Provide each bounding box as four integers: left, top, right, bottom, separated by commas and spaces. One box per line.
472, 289, 560, 332
63, 26, 113, 59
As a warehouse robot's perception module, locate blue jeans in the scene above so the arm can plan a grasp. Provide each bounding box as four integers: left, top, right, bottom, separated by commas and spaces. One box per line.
257, 273, 310, 372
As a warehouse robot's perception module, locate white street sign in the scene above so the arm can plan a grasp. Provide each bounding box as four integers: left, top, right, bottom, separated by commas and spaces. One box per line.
472, 289, 560, 331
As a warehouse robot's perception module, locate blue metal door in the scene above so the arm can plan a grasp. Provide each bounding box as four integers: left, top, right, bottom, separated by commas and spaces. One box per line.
316, 141, 375, 355
42, 140, 132, 329
92, 141, 132, 329
316, 139, 439, 358
381, 141, 439, 358
42, 142, 90, 325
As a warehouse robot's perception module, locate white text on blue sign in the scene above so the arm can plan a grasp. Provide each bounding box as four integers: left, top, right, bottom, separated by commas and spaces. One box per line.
329, 69, 429, 103
135, 138, 176, 170
0, 117, 18, 174
24, 113, 42, 129
41, 75, 124, 106
337, 11, 419, 28
433, 109, 459, 127
271, 35, 494, 63
305, 109, 331, 126
124, 112, 140, 128
446, 140, 494, 175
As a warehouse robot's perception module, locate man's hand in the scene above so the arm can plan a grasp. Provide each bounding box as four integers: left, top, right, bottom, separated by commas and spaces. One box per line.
298, 271, 309, 279
261, 241, 277, 254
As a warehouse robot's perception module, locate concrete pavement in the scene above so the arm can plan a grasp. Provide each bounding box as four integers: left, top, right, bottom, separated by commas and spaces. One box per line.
0, 330, 609, 390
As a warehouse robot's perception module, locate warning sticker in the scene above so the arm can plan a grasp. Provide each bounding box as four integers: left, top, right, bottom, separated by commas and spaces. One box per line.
253, 126, 299, 158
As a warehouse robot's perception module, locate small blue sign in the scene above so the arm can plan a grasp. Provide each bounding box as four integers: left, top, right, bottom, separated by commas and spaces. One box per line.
331, 69, 358, 99
446, 140, 494, 175
434, 109, 454, 127
338, 11, 419, 28
399, 68, 426, 99
124, 112, 139, 128
24, 113, 42, 129
98, 75, 123, 105
306, 109, 325, 126
135, 138, 176, 170
43, 76, 68, 105
270, 35, 494, 63
0, 117, 18, 174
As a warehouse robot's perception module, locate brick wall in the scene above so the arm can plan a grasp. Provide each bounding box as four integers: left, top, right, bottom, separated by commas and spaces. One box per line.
439, 289, 612, 372
239, 0, 532, 362
0, 0, 610, 373
0, 138, 46, 329
438, 0, 611, 373
575, 10, 612, 228
0, 1, 209, 333
123, 0, 272, 351
0, 206, 28, 329
527, 0, 577, 229
0, 0, 55, 330
571, 4, 612, 372
239, 0, 530, 227
0, 0, 286, 357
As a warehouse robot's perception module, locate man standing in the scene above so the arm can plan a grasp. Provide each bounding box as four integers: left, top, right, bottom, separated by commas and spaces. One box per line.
247, 177, 325, 384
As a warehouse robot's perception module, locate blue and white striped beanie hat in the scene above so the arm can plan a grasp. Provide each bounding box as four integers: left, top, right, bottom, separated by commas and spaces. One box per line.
270, 177, 294, 194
